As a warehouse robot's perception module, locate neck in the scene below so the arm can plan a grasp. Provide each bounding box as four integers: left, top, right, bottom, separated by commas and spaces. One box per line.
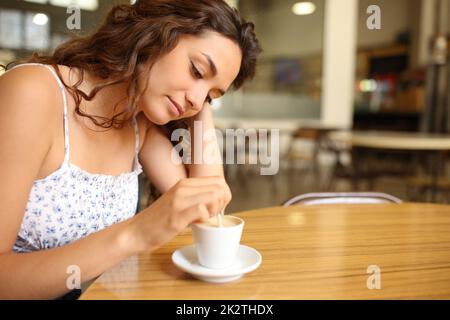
71, 68, 133, 129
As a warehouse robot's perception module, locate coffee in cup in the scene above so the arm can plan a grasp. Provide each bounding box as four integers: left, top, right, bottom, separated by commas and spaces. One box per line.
196, 216, 240, 228
191, 215, 244, 269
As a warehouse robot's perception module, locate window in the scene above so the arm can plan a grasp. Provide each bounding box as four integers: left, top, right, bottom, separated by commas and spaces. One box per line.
24, 0, 99, 11
0, 9, 50, 51
217, 0, 325, 120
24, 12, 50, 50
0, 10, 23, 49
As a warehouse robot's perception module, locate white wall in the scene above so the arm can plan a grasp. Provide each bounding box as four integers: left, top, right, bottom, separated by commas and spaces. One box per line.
239, 0, 324, 58
252, 0, 325, 57
242, 0, 412, 57
321, 0, 358, 129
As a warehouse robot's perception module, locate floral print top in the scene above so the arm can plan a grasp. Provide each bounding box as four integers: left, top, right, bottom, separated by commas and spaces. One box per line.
11, 63, 143, 253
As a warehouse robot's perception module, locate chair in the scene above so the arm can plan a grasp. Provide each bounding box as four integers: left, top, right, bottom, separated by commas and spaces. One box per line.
231, 128, 276, 193
282, 192, 403, 207
282, 127, 325, 193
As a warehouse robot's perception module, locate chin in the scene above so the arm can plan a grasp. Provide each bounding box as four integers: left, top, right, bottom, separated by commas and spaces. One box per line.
139, 105, 168, 125
152, 117, 172, 126
154, 117, 171, 125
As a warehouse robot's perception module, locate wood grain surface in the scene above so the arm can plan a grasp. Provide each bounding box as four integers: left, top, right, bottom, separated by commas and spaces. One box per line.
81, 203, 450, 299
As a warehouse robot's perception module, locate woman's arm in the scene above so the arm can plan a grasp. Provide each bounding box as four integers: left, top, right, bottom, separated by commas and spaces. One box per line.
177, 105, 232, 211
138, 105, 231, 209
138, 104, 224, 193
138, 120, 188, 194
0, 220, 136, 299
1, 176, 228, 299
187, 104, 224, 178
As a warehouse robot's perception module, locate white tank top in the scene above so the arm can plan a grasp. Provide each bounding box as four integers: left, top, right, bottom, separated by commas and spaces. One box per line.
9, 63, 143, 253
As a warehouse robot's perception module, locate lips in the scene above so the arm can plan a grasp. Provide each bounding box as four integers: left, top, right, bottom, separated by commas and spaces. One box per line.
168, 97, 184, 116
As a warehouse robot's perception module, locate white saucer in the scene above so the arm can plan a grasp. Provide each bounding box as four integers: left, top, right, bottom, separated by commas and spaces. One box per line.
172, 244, 262, 283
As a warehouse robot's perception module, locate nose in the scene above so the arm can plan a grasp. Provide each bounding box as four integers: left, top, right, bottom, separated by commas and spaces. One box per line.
186, 93, 203, 112
186, 86, 208, 112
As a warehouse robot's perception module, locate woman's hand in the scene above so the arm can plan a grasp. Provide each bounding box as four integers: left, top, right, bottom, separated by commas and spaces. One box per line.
129, 176, 232, 253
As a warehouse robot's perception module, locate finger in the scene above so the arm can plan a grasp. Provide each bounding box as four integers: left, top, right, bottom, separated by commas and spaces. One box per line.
177, 176, 226, 188
178, 184, 230, 211
224, 184, 232, 207
174, 191, 222, 216
198, 193, 221, 217
220, 184, 232, 211
180, 184, 225, 198
180, 203, 210, 225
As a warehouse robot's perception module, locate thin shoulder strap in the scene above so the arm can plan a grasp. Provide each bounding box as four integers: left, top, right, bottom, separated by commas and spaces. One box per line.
132, 116, 140, 169
9, 63, 70, 164
42, 65, 70, 164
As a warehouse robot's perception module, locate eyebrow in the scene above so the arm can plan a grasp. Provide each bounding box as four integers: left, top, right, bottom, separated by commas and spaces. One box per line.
201, 52, 226, 96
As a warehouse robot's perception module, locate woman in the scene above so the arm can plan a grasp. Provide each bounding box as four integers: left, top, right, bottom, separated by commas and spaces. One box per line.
0, 0, 260, 299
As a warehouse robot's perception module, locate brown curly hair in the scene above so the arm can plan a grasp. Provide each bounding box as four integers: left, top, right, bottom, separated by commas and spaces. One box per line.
5, 0, 261, 130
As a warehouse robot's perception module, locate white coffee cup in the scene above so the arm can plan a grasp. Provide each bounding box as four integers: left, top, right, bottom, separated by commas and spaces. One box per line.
191, 215, 244, 269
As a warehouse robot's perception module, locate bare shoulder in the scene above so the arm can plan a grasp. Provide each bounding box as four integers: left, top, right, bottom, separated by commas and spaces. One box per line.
0, 64, 64, 148
0, 64, 63, 123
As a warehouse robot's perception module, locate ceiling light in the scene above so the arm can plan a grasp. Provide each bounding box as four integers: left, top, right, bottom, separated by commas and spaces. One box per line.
32, 13, 49, 26
292, 2, 316, 16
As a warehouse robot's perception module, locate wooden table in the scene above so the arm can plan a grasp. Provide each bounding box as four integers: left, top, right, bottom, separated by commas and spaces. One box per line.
327, 130, 450, 151
327, 130, 450, 201
81, 204, 450, 300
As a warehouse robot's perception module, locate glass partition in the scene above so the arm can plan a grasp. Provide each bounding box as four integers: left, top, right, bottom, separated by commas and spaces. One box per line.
214, 0, 325, 121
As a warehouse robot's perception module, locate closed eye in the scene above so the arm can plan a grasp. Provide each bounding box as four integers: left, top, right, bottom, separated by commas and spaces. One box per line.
191, 61, 203, 79
190, 61, 213, 104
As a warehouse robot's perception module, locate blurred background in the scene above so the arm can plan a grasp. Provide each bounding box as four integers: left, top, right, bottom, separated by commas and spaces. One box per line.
1, 0, 450, 212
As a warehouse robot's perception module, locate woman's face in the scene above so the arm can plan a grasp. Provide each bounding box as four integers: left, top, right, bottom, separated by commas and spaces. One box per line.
137, 31, 242, 125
